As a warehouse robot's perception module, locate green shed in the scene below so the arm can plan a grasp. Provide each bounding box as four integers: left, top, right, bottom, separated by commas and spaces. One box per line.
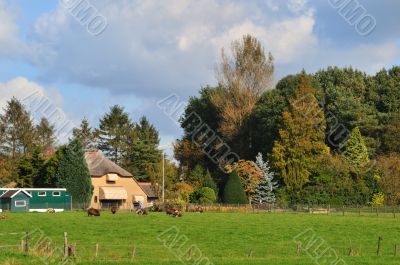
0, 188, 71, 212
0, 189, 31, 212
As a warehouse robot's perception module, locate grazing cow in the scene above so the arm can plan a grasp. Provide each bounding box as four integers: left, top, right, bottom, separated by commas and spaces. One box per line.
166, 208, 182, 217
0, 215, 9, 220
111, 206, 118, 214
87, 208, 100, 217
47, 208, 55, 213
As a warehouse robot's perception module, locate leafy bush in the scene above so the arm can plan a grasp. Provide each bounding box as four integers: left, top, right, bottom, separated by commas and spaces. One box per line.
190, 187, 216, 204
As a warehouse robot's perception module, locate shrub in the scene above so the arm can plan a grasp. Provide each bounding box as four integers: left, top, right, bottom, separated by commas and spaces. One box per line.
223, 171, 248, 204
190, 187, 216, 204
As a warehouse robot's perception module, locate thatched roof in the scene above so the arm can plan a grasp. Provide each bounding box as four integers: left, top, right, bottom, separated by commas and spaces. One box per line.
85, 152, 133, 177
138, 182, 159, 199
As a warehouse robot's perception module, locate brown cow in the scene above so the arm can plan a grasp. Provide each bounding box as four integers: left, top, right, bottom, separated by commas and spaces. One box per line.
87, 208, 100, 217
111, 206, 118, 214
166, 208, 182, 217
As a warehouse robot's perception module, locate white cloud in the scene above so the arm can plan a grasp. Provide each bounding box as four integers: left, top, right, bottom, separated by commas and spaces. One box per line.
0, 77, 72, 143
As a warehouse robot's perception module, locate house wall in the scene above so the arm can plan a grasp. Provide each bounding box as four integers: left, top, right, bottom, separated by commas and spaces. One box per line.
28, 190, 71, 211
10, 193, 30, 212
90, 175, 148, 210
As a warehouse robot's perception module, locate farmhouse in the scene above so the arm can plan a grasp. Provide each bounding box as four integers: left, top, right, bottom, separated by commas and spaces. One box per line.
0, 188, 71, 212
85, 152, 149, 210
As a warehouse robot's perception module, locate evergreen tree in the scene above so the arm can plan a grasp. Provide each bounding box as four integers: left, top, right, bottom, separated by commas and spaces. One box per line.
272, 75, 329, 191
343, 127, 369, 168
253, 153, 278, 204
222, 171, 248, 204
126, 116, 161, 181
0, 98, 35, 159
72, 118, 97, 151
35, 118, 56, 150
202, 169, 218, 194
56, 139, 92, 208
16, 148, 44, 188
96, 105, 134, 164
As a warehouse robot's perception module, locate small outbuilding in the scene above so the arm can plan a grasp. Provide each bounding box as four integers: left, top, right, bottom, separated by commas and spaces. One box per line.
0, 189, 32, 212
0, 188, 71, 212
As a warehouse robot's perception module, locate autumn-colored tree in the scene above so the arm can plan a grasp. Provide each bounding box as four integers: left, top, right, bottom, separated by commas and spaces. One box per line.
376, 155, 400, 205
226, 160, 262, 204
272, 76, 329, 191
343, 127, 370, 168
174, 139, 204, 176
211, 34, 274, 139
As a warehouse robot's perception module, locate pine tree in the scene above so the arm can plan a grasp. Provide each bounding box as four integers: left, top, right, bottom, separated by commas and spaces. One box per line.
0, 98, 35, 159
344, 127, 369, 168
202, 169, 218, 194
126, 116, 161, 181
272, 75, 329, 191
96, 105, 134, 164
56, 139, 93, 208
36, 146, 67, 187
253, 153, 278, 204
223, 171, 248, 204
35, 118, 56, 150
72, 118, 97, 151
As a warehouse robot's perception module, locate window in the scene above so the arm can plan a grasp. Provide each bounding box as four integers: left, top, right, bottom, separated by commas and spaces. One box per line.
52, 191, 61, 197
94, 196, 98, 203
15, 200, 26, 207
38, 191, 46, 197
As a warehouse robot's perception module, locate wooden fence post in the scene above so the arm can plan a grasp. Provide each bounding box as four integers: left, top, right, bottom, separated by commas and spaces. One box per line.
131, 245, 136, 261
377, 237, 382, 256
248, 248, 253, 258
296, 243, 301, 256
24, 232, 29, 254
394, 244, 398, 256
95, 243, 99, 258
64, 232, 68, 258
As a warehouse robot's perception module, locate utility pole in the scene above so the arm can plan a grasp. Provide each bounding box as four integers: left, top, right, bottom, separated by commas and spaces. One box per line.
162, 149, 165, 203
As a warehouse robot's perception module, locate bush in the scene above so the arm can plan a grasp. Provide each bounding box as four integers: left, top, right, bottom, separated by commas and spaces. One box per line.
190, 187, 216, 204
222, 171, 248, 204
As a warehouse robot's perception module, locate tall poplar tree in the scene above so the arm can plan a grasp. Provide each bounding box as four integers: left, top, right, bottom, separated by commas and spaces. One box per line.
272, 76, 329, 191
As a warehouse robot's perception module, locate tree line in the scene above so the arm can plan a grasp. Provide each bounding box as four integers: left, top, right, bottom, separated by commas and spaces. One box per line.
174, 35, 400, 207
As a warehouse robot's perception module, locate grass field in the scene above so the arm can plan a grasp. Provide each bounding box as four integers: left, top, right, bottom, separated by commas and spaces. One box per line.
0, 211, 400, 265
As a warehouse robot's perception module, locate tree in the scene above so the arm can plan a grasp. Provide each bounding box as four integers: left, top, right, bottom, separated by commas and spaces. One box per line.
0, 98, 35, 164
226, 160, 262, 204
97, 105, 134, 164
126, 116, 161, 181
72, 118, 97, 151
376, 155, 400, 205
56, 139, 93, 208
202, 169, 218, 194
35, 146, 67, 187
145, 156, 179, 197
35, 118, 56, 150
211, 34, 274, 139
253, 153, 278, 204
222, 171, 248, 204
343, 127, 370, 168
16, 148, 44, 188
272, 75, 329, 192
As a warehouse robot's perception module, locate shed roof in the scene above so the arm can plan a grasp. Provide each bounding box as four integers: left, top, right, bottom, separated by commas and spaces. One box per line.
0, 189, 32, 199
138, 183, 159, 199
85, 152, 133, 177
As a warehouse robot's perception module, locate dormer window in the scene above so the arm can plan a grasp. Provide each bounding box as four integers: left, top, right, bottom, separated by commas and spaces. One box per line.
106, 173, 118, 182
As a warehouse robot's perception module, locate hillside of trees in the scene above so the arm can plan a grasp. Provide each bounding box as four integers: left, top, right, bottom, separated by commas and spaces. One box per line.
174, 35, 400, 207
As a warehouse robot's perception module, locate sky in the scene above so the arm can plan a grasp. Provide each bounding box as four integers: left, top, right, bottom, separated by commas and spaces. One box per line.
0, 0, 399, 158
